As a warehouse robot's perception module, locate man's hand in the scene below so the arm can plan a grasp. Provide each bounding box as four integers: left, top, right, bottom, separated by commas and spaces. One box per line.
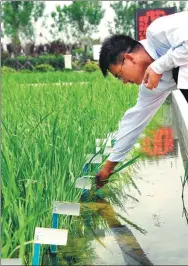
143, 66, 163, 90
96, 160, 118, 189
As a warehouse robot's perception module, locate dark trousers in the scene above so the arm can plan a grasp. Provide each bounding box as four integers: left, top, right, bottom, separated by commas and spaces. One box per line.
172, 67, 188, 102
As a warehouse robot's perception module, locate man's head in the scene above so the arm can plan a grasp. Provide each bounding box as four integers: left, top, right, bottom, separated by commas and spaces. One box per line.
99, 34, 153, 85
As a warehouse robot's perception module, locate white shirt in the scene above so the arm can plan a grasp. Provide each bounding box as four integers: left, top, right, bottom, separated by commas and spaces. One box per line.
108, 11, 188, 162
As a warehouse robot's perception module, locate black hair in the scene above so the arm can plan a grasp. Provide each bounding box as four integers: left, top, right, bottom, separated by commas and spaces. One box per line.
99, 34, 142, 77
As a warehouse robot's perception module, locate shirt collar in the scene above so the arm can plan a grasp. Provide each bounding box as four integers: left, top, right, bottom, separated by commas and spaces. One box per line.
139, 39, 158, 60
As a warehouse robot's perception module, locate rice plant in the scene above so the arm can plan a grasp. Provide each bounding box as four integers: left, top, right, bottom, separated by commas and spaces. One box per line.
2, 71, 165, 264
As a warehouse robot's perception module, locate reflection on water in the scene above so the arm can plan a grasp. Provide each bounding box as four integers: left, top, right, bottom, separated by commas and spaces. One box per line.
116, 151, 188, 265
114, 103, 188, 265
82, 199, 153, 265
43, 198, 153, 265
182, 165, 188, 225
182, 196, 188, 225
141, 127, 178, 158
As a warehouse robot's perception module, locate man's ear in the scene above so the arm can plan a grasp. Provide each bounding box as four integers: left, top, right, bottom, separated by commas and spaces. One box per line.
123, 53, 136, 64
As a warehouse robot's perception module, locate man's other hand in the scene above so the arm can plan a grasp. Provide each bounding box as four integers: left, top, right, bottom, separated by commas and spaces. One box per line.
143, 66, 162, 90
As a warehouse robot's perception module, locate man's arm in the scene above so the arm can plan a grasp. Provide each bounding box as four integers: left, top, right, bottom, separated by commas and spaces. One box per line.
96, 87, 171, 187
149, 31, 188, 75
143, 12, 188, 90
147, 13, 188, 74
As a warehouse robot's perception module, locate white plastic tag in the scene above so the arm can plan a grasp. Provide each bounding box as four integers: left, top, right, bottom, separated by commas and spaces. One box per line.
53, 202, 80, 216
75, 177, 92, 190
86, 154, 102, 163
1, 259, 22, 266
34, 227, 68, 245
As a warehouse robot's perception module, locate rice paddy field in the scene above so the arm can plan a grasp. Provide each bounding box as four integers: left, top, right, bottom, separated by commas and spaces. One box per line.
2, 70, 187, 265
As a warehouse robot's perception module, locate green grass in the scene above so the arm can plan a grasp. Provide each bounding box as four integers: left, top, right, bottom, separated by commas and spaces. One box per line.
2, 70, 101, 84
2, 70, 166, 264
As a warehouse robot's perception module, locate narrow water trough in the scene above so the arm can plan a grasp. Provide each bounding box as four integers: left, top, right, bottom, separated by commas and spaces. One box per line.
171, 90, 188, 163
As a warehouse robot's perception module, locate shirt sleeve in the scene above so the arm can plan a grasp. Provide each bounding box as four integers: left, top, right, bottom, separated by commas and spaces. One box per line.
108, 87, 171, 162
147, 20, 188, 74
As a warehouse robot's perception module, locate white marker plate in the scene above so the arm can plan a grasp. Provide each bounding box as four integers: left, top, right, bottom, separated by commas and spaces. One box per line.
53, 202, 80, 216
34, 227, 68, 245
1, 259, 22, 266
95, 138, 103, 147
95, 138, 107, 146
96, 147, 101, 153
86, 154, 102, 163
103, 147, 113, 155
106, 138, 112, 147
95, 138, 111, 147
75, 177, 92, 190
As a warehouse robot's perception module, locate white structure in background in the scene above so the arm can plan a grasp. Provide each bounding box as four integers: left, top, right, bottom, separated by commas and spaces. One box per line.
64, 54, 72, 69
93, 45, 102, 61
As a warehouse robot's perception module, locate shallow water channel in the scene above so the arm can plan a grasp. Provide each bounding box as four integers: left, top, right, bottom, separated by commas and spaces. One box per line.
45, 100, 188, 265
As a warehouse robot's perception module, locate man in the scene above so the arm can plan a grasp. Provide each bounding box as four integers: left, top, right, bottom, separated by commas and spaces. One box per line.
96, 11, 188, 188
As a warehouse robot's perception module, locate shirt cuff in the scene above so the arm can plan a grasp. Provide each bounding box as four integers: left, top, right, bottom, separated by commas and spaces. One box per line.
108, 152, 126, 162
150, 61, 164, 75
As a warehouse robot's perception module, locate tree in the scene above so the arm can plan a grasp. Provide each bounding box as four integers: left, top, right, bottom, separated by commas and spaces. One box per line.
108, 1, 187, 37
51, 1, 104, 58
50, 5, 75, 54
2, 1, 45, 54
107, 1, 138, 36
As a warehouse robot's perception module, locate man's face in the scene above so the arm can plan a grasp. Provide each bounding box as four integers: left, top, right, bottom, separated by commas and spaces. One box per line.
109, 53, 146, 85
